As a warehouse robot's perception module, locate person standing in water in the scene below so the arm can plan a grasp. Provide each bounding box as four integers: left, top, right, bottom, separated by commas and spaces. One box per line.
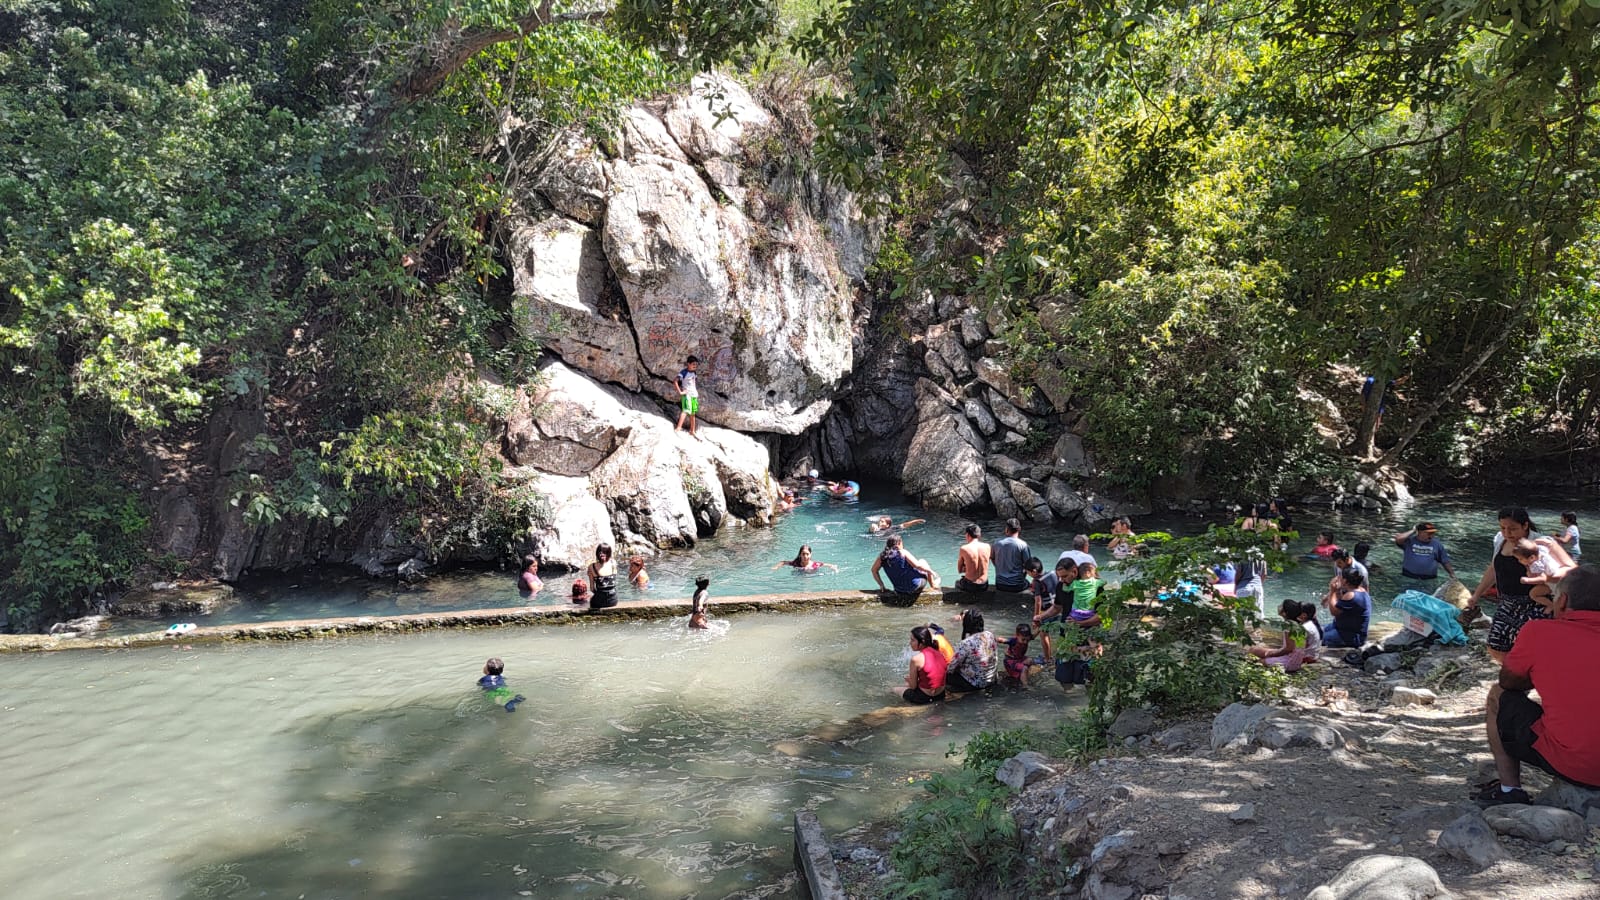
586, 543, 619, 609
674, 355, 700, 436
1393, 521, 1458, 582
689, 576, 710, 629
991, 518, 1030, 593
517, 554, 542, 595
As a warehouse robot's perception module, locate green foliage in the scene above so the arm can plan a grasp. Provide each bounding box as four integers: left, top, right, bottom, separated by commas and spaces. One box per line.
886, 768, 1020, 899
1045, 527, 1293, 726
807, 0, 1600, 490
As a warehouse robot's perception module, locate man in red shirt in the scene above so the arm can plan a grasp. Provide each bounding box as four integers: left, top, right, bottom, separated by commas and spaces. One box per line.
1480, 565, 1600, 806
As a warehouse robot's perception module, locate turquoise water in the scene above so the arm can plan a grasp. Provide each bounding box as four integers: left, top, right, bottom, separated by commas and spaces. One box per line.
127, 485, 1588, 632
0, 608, 1075, 898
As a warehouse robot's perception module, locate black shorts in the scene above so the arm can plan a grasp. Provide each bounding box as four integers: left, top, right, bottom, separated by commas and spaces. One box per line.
1497, 690, 1600, 789
956, 578, 989, 594
1487, 595, 1550, 653
946, 671, 989, 694
902, 687, 944, 704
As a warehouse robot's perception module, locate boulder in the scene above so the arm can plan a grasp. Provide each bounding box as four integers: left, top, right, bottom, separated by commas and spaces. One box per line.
1052, 433, 1093, 476
1253, 718, 1346, 751
531, 130, 609, 225
591, 425, 698, 549
1006, 479, 1052, 522
987, 473, 1019, 519
928, 329, 972, 380
111, 584, 236, 618
1229, 802, 1257, 824
1391, 803, 1477, 844
1212, 702, 1277, 751
1046, 477, 1089, 520
986, 388, 1032, 434
1388, 686, 1436, 707
508, 215, 642, 390
987, 454, 1030, 480
48, 615, 108, 637
1304, 855, 1451, 900
1533, 779, 1600, 817
517, 471, 613, 569
995, 751, 1056, 791
1481, 804, 1585, 843
901, 379, 988, 510
154, 486, 202, 560
1108, 707, 1159, 740
1436, 811, 1508, 869
958, 307, 989, 347
692, 429, 778, 524
1082, 829, 1187, 900
963, 398, 997, 436
1364, 652, 1404, 675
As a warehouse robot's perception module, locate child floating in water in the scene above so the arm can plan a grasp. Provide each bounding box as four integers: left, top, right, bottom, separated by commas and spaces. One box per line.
868, 515, 927, 534
689, 576, 711, 629
628, 555, 651, 589
1000, 623, 1035, 688
478, 657, 525, 712
1309, 532, 1339, 560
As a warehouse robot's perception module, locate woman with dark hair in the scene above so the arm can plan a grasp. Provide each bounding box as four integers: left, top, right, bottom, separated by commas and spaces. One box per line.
586, 543, 619, 609
871, 535, 937, 598
903, 626, 947, 704
946, 609, 999, 693
772, 544, 839, 573
1468, 508, 1577, 660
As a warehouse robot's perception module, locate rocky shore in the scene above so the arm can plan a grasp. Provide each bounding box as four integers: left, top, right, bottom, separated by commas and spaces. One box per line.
830, 644, 1600, 898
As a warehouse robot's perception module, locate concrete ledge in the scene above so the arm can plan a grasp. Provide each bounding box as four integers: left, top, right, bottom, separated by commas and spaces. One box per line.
0, 588, 943, 654
793, 809, 847, 900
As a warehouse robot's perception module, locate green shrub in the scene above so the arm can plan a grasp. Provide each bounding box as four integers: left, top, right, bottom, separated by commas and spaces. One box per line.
886, 769, 1019, 899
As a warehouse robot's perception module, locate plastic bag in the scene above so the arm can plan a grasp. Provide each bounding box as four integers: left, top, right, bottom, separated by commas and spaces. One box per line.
1391, 590, 1468, 646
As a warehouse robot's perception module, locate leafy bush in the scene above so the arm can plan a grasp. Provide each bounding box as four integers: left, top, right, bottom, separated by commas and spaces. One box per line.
886, 769, 1020, 899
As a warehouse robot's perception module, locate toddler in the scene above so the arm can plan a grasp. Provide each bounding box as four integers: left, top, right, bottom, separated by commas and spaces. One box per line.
1512, 538, 1569, 610
1000, 623, 1035, 688
1250, 601, 1322, 673
478, 657, 525, 712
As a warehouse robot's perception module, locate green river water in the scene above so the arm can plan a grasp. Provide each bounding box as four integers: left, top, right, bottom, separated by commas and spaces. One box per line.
1, 488, 1588, 897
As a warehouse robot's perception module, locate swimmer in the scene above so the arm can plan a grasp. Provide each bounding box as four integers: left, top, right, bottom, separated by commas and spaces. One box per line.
772, 544, 839, 573
628, 555, 651, 589
777, 488, 800, 512
868, 515, 927, 535
823, 480, 860, 499
477, 657, 525, 712
689, 576, 711, 629
518, 554, 542, 594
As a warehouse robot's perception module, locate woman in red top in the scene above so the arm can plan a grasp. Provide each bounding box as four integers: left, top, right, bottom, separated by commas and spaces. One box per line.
903, 626, 948, 704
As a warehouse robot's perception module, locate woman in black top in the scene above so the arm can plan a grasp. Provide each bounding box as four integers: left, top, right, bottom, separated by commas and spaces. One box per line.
586, 543, 619, 609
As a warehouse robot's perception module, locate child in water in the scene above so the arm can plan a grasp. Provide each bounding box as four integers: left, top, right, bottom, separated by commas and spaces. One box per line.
1000, 623, 1035, 688
928, 622, 956, 663
478, 657, 525, 712
689, 576, 711, 629
1309, 532, 1339, 559
628, 555, 651, 589
868, 515, 927, 534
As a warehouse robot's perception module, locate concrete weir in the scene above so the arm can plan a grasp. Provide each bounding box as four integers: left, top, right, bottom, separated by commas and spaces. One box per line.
0, 587, 1009, 654
792, 810, 846, 900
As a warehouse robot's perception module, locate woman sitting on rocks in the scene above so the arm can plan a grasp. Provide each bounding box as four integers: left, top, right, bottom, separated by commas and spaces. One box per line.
946, 609, 1000, 694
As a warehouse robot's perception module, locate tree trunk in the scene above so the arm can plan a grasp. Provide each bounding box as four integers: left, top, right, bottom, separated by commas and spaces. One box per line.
397, 3, 607, 102
1375, 329, 1516, 469
1353, 379, 1385, 461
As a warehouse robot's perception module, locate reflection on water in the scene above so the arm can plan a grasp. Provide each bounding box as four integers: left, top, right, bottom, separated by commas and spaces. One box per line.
117, 487, 1589, 634
0, 607, 1075, 898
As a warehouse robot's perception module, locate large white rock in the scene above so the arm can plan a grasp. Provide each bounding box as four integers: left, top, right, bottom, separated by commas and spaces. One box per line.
512, 471, 613, 569
1304, 855, 1451, 900
508, 215, 641, 390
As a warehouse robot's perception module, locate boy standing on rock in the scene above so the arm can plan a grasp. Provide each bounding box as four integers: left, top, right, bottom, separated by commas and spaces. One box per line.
675, 355, 700, 436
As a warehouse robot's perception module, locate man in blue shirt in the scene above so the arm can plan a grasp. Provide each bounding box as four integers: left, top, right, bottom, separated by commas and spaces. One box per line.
1393, 522, 1457, 581
992, 518, 1030, 593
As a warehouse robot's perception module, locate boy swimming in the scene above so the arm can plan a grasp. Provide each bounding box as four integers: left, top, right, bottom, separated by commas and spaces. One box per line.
478, 657, 526, 712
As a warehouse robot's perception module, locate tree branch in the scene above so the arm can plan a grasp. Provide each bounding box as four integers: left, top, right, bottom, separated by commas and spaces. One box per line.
398, 3, 609, 102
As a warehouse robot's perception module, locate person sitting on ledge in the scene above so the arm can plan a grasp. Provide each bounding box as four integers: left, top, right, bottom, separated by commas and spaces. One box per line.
872, 535, 938, 599
992, 518, 1031, 593
1479, 565, 1600, 806
955, 524, 992, 593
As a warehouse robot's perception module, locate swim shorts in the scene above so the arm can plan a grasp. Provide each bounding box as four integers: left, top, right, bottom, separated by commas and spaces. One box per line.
680, 395, 699, 414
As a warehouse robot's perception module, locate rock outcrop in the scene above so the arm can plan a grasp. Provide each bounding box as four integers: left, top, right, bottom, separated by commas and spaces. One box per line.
511, 73, 865, 436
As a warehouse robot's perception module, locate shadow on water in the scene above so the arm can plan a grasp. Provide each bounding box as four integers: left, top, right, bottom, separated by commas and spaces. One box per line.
171, 696, 817, 899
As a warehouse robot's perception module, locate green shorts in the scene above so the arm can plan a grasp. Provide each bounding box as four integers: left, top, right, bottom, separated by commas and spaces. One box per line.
680, 395, 699, 415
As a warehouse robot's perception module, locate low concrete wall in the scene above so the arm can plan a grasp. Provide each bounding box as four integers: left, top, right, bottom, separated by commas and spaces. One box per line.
792, 810, 846, 900
0, 587, 953, 654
